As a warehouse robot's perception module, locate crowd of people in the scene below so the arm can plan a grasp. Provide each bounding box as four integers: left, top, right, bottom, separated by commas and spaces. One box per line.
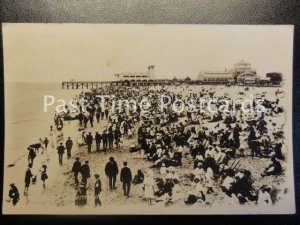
7, 84, 287, 208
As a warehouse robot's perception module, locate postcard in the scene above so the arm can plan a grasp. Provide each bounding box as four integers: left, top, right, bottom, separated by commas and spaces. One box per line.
2, 23, 295, 214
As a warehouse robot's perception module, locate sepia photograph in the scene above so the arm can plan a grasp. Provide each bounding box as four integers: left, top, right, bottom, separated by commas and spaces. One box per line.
1, 23, 295, 214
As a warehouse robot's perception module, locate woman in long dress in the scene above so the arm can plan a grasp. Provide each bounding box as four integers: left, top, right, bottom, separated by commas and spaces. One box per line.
143, 171, 155, 205
49, 125, 56, 149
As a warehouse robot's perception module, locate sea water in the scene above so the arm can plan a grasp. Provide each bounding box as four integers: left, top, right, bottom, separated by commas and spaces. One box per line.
4, 82, 82, 164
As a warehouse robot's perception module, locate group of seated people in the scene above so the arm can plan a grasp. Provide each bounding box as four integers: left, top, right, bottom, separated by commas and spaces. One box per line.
85, 85, 286, 207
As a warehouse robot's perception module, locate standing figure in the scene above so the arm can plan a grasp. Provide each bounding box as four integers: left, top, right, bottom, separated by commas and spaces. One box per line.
56, 117, 64, 136
78, 112, 84, 127
49, 125, 56, 149
96, 106, 101, 123
9, 183, 20, 206
108, 130, 114, 149
105, 108, 109, 120
24, 163, 33, 195
233, 124, 242, 149
94, 174, 102, 206
102, 131, 108, 152
83, 115, 89, 128
40, 165, 48, 188
81, 160, 91, 187
72, 157, 82, 186
95, 132, 102, 152
143, 171, 155, 205
86, 132, 93, 153
89, 113, 94, 127
44, 137, 49, 150
56, 142, 65, 165
65, 137, 73, 159
114, 127, 121, 148
27, 147, 36, 165
105, 157, 119, 190
120, 162, 132, 197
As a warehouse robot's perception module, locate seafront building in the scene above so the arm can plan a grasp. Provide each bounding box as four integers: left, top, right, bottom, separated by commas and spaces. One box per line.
113, 65, 171, 86
62, 61, 280, 89
197, 60, 259, 84
114, 65, 155, 82
197, 70, 234, 84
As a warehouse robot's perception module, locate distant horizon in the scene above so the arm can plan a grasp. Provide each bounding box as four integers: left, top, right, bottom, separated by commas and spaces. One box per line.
5, 69, 286, 84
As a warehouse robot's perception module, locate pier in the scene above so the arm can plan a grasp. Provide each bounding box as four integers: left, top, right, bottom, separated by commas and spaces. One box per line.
61, 81, 114, 89
61, 80, 176, 89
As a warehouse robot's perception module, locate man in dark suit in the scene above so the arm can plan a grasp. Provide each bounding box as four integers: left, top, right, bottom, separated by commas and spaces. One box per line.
65, 137, 73, 159
81, 160, 90, 187
104, 108, 109, 120
108, 130, 114, 149
24, 163, 33, 195
105, 157, 118, 190
86, 132, 93, 153
102, 131, 108, 152
96, 106, 101, 123
56, 142, 65, 165
72, 157, 82, 186
114, 127, 121, 148
120, 162, 132, 197
89, 113, 94, 127
95, 132, 102, 152
94, 174, 102, 206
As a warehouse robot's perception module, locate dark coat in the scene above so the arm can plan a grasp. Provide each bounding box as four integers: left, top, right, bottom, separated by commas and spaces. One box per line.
57, 145, 65, 155
72, 161, 82, 173
86, 134, 93, 144
44, 139, 49, 146
65, 139, 73, 149
9, 186, 20, 201
95, 133, 102, 143
25, 168, 33, 184
105, 161, 118, 177
28, 148, 36, 159
108, 132, 114, 141
120, 167, 132, 183
94, 179, 102, 195
114, 129, 121, 139
81, 164, 90, 178
102, 133, 108, 142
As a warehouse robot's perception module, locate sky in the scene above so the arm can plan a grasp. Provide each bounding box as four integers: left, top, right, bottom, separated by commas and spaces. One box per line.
3, 23, 294, 82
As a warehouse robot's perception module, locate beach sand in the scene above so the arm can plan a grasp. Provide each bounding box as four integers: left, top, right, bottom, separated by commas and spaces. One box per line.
2, 85, 291, 214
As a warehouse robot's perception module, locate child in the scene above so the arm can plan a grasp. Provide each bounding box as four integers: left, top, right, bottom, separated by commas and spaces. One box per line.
40, 165, 48, 188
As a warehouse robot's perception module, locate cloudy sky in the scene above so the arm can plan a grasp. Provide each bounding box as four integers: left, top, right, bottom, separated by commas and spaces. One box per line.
3, 23, 294, 82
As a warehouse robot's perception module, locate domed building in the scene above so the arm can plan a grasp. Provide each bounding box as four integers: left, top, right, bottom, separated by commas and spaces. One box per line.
197, 60, 259, 85
231, 60, 257, 79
